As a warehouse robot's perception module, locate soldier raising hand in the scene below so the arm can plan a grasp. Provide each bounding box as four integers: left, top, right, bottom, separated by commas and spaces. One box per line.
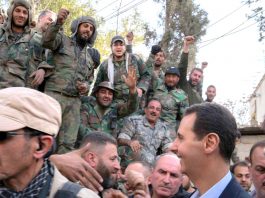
122, 66, 137, 94
56, 8, 69, 25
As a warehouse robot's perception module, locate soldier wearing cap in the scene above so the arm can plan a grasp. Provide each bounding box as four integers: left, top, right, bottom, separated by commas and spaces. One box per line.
0, 87, 99, 197
77, 66, 139, 146
42, 8, 98, 153
153, 66, 189, 139
145, 36, 194, 106
94, 35, 150, 105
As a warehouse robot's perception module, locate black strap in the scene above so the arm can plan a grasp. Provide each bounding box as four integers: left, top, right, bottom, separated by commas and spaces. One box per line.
54, 181, 83, 198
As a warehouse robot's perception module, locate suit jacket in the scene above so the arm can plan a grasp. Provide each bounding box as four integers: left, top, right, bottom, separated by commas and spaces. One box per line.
219, 177, 251, 198
190, 177, 250, 198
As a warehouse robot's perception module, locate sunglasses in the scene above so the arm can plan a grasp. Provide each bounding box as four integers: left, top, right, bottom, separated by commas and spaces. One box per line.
0, 131, 42, 141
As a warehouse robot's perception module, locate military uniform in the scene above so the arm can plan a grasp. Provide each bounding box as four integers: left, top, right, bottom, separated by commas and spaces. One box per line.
42, 16, 97, 153
94, 52, 150, 104
178, 52, 203, 105
0, 0, 49, 89
78, 91, 139, 145
146, 60, 165, 100
154, 83, 189, 139
118, 115, 172, 165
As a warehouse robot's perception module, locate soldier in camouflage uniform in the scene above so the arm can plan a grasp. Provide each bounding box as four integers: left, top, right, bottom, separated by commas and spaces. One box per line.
154, 66, 189, 140
118, 99, 172, 166
178, 36, 204, 105
145, 45, 166, 100
0, 0, 50, 89
77, 67, 139, 146
42, 8, 98, 153
145, 43, 193, 102
94, 35, 150, 104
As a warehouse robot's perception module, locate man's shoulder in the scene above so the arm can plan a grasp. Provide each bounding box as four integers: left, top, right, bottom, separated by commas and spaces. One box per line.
49, 166, 99, 198
126, 114, 144, 122
219, 177, 251, 198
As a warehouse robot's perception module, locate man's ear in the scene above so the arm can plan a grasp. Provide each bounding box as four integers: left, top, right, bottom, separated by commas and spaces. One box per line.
203, 133, 219, 154
83, 152, 97, 168
33, 135, 53, 159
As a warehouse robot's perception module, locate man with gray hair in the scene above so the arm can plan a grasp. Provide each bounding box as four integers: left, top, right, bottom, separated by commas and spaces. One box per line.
0, 87, 98, 197
249, 140, 265, 198
149, 153, 190, 198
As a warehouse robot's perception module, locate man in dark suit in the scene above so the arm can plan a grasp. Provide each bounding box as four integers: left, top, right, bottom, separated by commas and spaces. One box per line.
170, 103, 250, 198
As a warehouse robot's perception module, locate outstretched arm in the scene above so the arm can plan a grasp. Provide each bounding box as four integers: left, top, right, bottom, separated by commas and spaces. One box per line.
42, 8, 69, 50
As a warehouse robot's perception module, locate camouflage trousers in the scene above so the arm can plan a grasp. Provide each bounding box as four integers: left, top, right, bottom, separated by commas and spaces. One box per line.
45, 91, 81, 154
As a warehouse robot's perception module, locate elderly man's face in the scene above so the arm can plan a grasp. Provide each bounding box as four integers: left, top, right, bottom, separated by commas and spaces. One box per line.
12, 6, 28, 28
250, 147, 265, 197
0, 129, 34, 182
150, 155, 183, 197
38, 12, 56, 32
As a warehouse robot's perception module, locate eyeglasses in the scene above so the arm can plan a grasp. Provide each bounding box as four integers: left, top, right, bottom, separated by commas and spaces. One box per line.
0, 131, 42, 141
0, 131, 25, 141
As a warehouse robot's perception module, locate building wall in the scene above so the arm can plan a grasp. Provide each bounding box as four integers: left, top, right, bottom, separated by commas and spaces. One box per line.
249, 75, 265, 125
236, 135, 265, 161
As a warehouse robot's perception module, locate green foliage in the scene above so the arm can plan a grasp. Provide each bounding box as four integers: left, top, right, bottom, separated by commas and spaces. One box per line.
244, 0, 264, 41
95, 9, 147, 60
145, 0, 209, 68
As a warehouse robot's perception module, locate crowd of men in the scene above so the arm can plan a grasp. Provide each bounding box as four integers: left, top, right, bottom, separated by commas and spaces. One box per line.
0, 1, 264, 198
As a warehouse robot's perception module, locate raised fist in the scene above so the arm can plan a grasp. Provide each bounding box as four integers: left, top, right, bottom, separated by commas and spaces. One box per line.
57, 8, 69, 25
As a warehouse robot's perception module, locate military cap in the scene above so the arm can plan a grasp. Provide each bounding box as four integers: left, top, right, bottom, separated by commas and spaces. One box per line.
165, 66, 180, 77
111, 35, 125, 45
92, 81, 116, 96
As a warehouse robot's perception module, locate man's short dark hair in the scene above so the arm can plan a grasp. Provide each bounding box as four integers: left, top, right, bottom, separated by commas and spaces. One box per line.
80, 132, 117, 152
190, 68, 203, 75
249, 140, 265, 164
145, 98, 161, 108
207, 85, 216, 90
184, 103, 237, 162
231, 161, 250, 174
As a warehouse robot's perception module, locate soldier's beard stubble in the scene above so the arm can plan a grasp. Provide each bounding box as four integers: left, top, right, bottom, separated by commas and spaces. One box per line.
96, 158, 117, 189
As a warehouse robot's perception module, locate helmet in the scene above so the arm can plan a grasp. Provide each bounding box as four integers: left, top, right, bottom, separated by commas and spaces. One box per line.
92, 81, 116, 96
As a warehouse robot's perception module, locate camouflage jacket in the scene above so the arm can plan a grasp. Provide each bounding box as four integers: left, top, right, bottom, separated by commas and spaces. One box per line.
42, 23, 94, 96
94, 53, 150, 102
118, 115, 172, 165
79, 92, 139, 138
154, 84, 189, 124
153, 83, 189, 139
147, 66, 165, 100
0, 26, 44, 88
178, 52, 203, 105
